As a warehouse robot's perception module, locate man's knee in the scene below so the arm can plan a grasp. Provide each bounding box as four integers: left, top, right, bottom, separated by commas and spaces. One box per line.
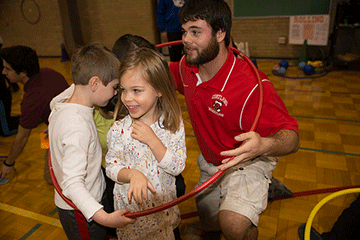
219, 210, 258, 240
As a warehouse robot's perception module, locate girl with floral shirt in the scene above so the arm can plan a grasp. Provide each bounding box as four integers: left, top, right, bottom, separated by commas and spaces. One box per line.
106, 48, 186, 239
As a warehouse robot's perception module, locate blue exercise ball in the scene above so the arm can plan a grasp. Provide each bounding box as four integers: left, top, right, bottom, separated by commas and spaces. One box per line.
303, 64, 315, 75
279, 60, 289, 69
278, 67, 286, 76
298, 61, 306, 70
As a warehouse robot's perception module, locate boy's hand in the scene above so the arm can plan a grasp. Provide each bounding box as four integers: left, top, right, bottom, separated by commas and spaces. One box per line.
109, 209, 136, 227
131, 121, 157, 145
93, 208, 136, 228
128, 169, 156, 205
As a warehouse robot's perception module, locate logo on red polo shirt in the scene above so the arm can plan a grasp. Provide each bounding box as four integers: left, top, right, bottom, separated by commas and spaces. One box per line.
209, 94, 228, 117
213, 100, 222, 112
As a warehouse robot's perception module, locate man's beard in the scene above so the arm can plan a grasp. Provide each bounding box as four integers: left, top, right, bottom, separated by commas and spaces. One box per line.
184, 36, 219, 65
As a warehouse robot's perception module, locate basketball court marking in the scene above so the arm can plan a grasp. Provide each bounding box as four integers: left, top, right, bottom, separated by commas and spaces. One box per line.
0, 202, 62, 228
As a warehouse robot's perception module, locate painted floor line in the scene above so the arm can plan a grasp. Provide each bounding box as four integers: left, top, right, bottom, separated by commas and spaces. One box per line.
19, 224, 42, 240
185, 133, 360, 157
180, 106, 360, 123
299, 147, 360, 157
292, 115, 360, 123
0, 202, 62, 228
49, 207, 58, 216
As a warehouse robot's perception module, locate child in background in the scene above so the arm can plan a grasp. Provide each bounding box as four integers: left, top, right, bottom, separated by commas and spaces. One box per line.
48, 42, 135, 239
105, 48, 186, 239
94, 95, 118, 238
112, 34, 158, 62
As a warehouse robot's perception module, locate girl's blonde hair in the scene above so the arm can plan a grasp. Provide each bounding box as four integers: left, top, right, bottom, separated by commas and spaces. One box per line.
114, 48, 181, 133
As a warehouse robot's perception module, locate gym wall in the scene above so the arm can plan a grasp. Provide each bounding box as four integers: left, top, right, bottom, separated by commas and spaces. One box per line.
0, 0, 340, 59
0, 0, 158, 57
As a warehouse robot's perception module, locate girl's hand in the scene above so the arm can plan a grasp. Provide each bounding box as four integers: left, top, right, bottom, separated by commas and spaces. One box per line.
131, 120, 156, 145
131, 120, 167, 162
128, 169, 156, 205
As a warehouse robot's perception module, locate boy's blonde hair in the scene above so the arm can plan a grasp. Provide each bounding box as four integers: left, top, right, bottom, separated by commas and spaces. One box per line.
114, 48, 181, 133
71, 42, 120, 86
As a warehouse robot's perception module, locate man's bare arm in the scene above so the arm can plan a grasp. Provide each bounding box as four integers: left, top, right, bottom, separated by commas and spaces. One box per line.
1, 125, 32, 176
219, 129, 299, 170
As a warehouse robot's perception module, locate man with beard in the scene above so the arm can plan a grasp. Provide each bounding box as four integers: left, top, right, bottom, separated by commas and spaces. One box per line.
0, 46, 69, 183
169, 0, 300, 239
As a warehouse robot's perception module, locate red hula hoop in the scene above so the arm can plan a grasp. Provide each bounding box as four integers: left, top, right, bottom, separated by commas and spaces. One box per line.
48, 152, 78, 210
124, 41, 264, 218
48, 40, 264, 218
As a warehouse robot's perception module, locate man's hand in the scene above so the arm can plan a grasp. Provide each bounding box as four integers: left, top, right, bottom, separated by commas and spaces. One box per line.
1, 125, 32, 177
218, 129, 299, 171
218, 131, 264, 171
1, 161, 14, 177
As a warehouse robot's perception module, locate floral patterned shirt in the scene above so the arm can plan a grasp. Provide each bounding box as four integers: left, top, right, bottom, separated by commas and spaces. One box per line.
106, 115, 186, 239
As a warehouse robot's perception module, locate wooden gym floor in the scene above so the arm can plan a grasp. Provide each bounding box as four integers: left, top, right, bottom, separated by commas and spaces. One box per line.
0, 57, 359, 240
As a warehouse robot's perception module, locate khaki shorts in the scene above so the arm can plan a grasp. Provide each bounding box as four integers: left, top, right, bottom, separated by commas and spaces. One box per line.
195, 154, 277, 230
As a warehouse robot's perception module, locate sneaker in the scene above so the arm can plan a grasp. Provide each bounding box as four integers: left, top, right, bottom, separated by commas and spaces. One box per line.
298, 223, 323, 240
268, 177, 293, 201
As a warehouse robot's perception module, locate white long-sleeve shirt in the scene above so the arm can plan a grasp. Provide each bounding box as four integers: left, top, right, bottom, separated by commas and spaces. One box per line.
48, 84, 105, 220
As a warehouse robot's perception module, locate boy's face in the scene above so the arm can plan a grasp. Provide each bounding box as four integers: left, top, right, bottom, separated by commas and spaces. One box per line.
96, 79, 119, 107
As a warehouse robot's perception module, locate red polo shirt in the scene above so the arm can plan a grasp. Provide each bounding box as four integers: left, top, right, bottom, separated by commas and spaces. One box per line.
170, 48, 298, 165
20, 68, 69, 129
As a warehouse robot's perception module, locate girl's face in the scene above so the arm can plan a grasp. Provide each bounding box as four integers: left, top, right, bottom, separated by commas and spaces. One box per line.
120, 68, 162, 125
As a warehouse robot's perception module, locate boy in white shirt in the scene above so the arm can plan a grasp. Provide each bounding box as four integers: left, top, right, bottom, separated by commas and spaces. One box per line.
48, 42, 135, 239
